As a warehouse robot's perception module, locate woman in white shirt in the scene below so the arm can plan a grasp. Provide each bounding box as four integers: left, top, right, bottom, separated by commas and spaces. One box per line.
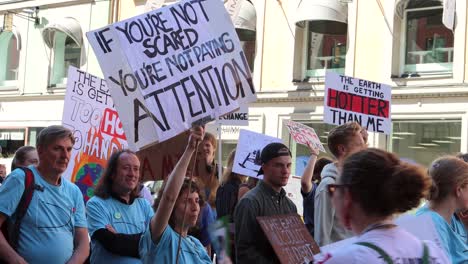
314, 148, 450, 264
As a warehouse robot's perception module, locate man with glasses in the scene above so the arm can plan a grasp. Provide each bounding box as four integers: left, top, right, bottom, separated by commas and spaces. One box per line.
234, 142, 297, 264
0, 125, 89, 264
314, 122, 367, 246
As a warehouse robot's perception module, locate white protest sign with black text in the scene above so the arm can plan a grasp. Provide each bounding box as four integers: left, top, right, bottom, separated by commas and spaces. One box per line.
324, 72, 391, 135
62, 66, 128, 201
232, 129, 282, 179
284, 120, 325, 153
87, 0, 256, 150
217, 104, 248, 126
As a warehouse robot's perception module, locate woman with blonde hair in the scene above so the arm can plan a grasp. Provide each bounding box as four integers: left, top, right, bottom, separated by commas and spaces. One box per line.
315, 148, 449, 263
215, 150, 247, 220
416, 156, 468, 263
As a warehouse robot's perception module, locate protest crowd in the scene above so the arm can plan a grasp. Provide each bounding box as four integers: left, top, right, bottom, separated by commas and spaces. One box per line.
0, 121, 466, 264
0, 0, 467, 264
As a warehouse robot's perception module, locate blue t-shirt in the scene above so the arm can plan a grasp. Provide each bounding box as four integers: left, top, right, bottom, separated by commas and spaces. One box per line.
416, 206, 468, 263
0, 166, 87, 264
86, 195, 154, 264
139, 225, 211, 264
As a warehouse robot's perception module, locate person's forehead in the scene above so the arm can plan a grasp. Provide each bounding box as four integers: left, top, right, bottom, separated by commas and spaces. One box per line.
267, 155, 292, 164
49, 137, 73, 146
118, 152, 140, 165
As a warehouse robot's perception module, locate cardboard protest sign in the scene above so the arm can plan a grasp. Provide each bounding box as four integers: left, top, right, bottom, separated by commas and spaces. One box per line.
138, 130, 212, 182
257, 214, 320, 264
62, 66, 128, 201
217, 104, 248, 126
87, 0, 256, 150
232, 129, 281, 179
284, 120, 325, 153
324, 72, 391, 135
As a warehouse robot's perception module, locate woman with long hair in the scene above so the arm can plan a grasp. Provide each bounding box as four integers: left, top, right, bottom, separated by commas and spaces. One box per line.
216, 150, 247, 220
416, 156, 468, 263
314, 148, 449, 263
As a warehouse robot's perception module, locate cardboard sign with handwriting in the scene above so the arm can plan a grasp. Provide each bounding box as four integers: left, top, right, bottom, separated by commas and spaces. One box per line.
257, 214, 320, 264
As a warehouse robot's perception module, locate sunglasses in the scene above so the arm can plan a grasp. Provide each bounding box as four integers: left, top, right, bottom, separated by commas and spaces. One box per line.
327, 184, 350, 197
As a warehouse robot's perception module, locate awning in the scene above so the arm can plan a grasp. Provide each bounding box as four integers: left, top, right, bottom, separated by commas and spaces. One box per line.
42, 17, 83, 48
295, 0, 348, 35
234, 0, 256, 40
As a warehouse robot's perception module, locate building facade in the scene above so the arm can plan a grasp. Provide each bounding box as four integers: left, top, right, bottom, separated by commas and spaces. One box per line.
1, 0, 467, 175
0, 0, 110, 169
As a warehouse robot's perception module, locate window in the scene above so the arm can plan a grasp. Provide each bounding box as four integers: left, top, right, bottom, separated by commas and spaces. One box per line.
390, 120, 461, 166
49, 31, 81, 86
0, 31, 20, 86
294, 22, 347, 82
285, 122, 336, 176
402, 0, 453, 76
305, 23, 347, 79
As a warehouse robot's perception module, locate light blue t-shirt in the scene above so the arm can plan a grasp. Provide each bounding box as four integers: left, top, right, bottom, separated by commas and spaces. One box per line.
0, 166, 87, 264
86, 195, 154, 264
416, 206, 468, 264
139, 224, 212, 264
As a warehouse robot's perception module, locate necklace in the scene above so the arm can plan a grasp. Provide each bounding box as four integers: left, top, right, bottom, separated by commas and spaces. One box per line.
361, 221, 397, 235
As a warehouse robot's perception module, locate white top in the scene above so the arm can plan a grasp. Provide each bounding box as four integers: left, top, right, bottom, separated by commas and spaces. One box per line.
314, 226, 450, 264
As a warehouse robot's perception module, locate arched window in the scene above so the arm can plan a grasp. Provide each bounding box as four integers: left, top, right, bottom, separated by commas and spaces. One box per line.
0, 29, 20, 86
42, 17, 82, 86
401, 0, 453, 76
293, 0, 348, 82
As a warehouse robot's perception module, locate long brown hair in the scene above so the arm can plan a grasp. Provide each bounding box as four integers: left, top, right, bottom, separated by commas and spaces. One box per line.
221, 150, 245, 184
153, 179, 203, 229
341, 148, 431, 217
94, 150, 141, 200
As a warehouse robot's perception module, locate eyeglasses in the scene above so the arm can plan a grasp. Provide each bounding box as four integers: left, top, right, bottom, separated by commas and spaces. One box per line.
327, 184, 350, 197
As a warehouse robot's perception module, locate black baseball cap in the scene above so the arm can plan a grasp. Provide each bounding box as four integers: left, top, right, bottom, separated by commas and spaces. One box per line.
257, 142, 291, 176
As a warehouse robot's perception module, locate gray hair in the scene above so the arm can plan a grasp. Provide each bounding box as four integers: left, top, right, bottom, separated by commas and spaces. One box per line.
37, 125, 75, 148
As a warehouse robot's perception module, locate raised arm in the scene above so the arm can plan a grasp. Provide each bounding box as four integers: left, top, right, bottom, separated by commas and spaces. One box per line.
149, 127, 204, 242
300, 143, 319, 194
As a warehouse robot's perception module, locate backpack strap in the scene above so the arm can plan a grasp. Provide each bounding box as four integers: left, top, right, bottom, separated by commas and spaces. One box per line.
356, 242, 430, 264
422, 243, 429, 264
9, 167, 35, 250
355, 242, 393, 264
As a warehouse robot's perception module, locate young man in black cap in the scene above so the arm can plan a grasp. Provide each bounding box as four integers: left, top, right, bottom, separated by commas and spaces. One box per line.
233, 142, 297, 264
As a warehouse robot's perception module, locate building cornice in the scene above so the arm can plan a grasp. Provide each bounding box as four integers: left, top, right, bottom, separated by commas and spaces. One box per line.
255, 86, 468, 103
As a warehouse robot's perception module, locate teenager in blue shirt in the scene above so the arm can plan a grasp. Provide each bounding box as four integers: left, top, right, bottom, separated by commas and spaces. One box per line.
139, 127, 212, 263
416, 156, 468, 263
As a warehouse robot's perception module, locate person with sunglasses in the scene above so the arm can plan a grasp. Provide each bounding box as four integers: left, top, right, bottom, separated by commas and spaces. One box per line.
314, 148, 449, 264
314, 122, 366, 246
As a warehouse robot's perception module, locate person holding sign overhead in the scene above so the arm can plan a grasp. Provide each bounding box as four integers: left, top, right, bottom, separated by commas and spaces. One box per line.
300, 143, 332, 237
233, 142, 297, 264
314, 149, 450, 263
139, 126, 212, 263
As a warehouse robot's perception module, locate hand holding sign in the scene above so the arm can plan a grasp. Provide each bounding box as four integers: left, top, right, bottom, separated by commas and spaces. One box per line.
284, 121, 326, 153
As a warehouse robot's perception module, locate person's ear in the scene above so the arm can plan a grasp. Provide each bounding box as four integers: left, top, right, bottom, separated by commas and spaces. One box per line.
337, 144, 346, 157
